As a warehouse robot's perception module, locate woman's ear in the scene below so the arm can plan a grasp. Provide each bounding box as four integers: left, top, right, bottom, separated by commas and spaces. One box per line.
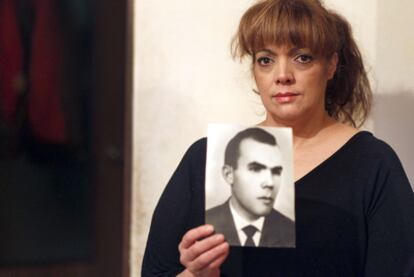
222, 165, 234, 185
327, 52, 338, 79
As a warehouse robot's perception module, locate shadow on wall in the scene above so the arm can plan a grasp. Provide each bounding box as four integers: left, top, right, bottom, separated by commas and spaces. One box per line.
371, 92, 414, 189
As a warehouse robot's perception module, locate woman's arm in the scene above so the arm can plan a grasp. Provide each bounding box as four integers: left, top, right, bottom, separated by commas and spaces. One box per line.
364, 147, 414, 276
141, 141, 200, 276
142, 139, 228, 276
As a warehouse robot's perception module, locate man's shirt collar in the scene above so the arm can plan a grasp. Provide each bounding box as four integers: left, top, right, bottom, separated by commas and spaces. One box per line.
229, 200, 264, 246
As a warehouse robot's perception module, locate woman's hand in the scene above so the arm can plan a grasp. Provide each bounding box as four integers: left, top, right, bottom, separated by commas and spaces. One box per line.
177, 224, 229, 277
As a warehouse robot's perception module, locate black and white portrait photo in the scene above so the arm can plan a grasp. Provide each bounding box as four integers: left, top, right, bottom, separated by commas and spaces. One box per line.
205, 124, 295, 248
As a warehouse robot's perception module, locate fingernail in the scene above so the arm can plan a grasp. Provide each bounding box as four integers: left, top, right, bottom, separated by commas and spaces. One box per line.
215, 234, 224, 241
205, 224, 214, 232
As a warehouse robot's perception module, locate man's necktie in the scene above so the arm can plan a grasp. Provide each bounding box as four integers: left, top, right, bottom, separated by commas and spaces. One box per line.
242, 225, 258, 247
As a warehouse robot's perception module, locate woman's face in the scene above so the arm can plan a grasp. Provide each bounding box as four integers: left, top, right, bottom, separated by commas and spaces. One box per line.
253, 45, 337, 125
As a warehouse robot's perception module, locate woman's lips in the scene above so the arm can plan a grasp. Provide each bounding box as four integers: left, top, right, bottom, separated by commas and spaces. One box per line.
273, 92, 299, 103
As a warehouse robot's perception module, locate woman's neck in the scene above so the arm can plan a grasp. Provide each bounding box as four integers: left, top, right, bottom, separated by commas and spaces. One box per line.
258, 110, 336, 149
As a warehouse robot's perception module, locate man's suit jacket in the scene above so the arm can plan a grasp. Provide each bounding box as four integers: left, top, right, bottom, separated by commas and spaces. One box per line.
206, 201, 295, 247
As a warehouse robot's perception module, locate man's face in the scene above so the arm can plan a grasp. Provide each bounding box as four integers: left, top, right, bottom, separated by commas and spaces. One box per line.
228, 138, 283, 221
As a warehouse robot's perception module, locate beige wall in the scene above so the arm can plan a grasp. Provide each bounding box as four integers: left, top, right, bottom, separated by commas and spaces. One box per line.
131, 1, 257, 275
131, 0, 413, 275
371, 0, 414, 186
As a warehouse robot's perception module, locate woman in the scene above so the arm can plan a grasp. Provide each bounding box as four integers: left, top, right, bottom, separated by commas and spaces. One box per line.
142, 0, 414, 276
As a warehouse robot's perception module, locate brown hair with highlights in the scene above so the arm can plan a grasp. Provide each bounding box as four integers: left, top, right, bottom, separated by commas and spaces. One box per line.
232, 0, 372, 127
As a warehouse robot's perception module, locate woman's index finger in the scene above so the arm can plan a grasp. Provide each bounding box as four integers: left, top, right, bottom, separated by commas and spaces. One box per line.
179, 224, 215, 249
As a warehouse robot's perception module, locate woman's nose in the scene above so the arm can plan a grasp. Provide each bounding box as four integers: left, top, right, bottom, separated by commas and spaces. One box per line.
274, 60, 294, 85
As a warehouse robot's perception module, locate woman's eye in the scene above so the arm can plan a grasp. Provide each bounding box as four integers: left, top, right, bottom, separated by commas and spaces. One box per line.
295, 54, 313, 64
256, 57, 273, 66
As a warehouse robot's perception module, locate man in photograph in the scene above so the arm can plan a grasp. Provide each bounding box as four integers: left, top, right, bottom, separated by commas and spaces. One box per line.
206, 127, 295, 247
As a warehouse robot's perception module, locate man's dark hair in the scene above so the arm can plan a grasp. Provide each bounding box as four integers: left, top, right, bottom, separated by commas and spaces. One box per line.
224, 128, 277, 169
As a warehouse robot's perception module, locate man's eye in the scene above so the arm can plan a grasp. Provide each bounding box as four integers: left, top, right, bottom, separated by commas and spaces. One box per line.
295, 54, 313, 64
271, 167, 283, 175
256, 57, 273, 66
249, 166, 262, 172
248, 165, 264, 172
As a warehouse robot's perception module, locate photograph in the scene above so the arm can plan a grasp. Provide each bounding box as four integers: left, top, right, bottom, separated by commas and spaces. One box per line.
205, 124, 295, 248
